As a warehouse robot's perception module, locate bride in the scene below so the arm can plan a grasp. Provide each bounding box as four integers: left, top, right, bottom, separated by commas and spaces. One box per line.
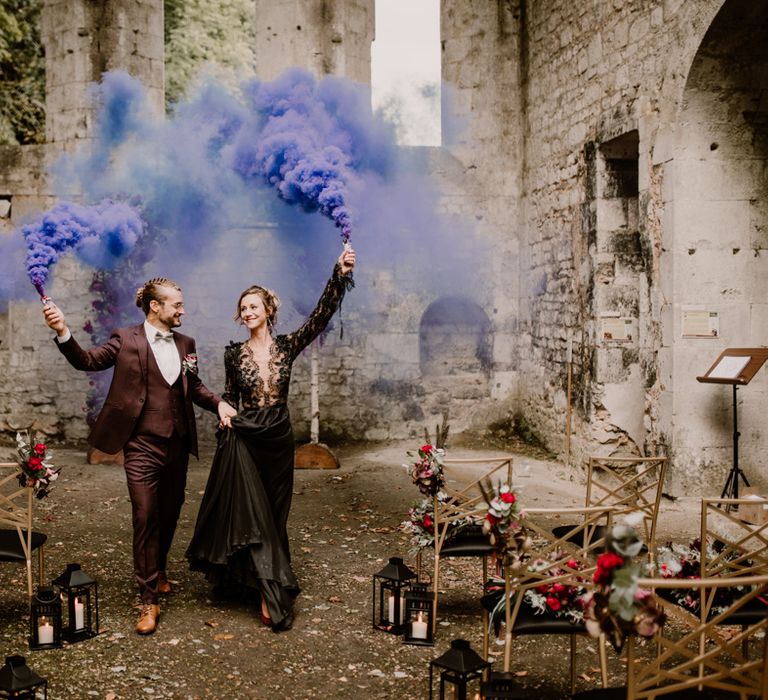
186, 247, 356, 631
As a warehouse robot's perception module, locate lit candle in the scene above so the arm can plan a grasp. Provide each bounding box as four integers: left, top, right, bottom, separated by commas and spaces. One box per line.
38, 617, 53, 644
411, 611, 428, 640
74, 597, 85, 630
387, 594, 405, 624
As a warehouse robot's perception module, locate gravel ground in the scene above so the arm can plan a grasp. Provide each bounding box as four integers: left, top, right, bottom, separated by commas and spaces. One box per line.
0, 438, 706, 700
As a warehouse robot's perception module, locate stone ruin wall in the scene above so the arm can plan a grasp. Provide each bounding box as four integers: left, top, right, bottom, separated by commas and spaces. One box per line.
517, 0, 768, 495
2, 0, 766, 498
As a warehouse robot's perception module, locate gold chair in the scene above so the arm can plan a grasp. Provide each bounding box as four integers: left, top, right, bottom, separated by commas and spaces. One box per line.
482, 505, 616, 694
416, 455, 514, 634
700, 497, 768, 580
553, 456, 668, 566
699, 497, 768, 659
572, 574, 768, 699
0, 462, 47, 596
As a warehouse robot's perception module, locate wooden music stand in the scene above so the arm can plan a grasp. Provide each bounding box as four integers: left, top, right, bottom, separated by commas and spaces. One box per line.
697, 348, 768, 502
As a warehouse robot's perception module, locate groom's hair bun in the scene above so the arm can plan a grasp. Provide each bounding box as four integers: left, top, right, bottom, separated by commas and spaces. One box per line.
136, 277, 182, 314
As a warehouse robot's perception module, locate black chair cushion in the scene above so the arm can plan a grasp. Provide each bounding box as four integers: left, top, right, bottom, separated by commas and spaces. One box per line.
0, 529, 47, 562
552, 523, 607, 548
439, 525, 495, 557
657, 587, 768, 624
481, 586, 585, 635
716, 595, 768, 624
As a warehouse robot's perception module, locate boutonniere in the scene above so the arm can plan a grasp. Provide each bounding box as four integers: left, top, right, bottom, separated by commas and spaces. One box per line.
182, 353, 198, 375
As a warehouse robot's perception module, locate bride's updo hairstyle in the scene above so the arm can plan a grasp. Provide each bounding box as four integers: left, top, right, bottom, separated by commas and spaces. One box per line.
234, 285, 281, 328
135, 277, 182, 315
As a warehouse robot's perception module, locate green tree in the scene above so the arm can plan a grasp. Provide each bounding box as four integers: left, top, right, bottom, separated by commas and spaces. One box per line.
0, 0, 45, 145
164, 0, 256, 110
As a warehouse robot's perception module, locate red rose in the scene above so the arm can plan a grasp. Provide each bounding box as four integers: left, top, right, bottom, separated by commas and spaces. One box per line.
485, 513, 499, 526
423, 515, 433, 529
535, 584, 549, 594
546, 596, 561, 611
594, 552, 625, 584
33, 443, 46, 456
551, 583, 566, 595
28, 457, 43, 471
500, 492, 516, 504
420, 444, 433, 455
566, 559, 579, 570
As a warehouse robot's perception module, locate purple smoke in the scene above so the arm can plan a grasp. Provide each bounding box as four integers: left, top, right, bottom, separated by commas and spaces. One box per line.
23, 199, 144, 296
227, 69, 394, 243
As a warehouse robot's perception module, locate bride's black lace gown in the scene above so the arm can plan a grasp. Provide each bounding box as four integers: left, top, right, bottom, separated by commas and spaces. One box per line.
186, 264, 352, 630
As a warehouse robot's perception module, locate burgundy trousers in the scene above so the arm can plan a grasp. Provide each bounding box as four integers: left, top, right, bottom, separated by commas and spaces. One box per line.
123, 431, 189, 604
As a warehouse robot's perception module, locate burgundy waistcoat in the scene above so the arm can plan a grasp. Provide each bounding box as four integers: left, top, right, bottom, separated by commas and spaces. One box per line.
134, 347, 188, 438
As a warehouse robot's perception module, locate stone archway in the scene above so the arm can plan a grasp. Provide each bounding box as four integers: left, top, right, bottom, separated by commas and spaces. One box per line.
419, 295, 491, 384
664, 0, 768, 493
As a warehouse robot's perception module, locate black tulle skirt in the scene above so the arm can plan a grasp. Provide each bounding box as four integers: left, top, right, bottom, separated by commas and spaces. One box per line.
185, 405, 299, 629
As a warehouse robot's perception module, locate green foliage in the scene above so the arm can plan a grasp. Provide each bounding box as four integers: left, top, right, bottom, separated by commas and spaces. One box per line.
164, 0, 256, 110
0, 0, 45, 145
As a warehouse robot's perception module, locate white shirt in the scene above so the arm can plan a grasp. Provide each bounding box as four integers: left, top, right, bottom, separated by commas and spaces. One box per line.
144, 321, 181, 385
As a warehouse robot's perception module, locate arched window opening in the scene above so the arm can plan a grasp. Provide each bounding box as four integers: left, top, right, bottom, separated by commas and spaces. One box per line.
419, 296, 492, 377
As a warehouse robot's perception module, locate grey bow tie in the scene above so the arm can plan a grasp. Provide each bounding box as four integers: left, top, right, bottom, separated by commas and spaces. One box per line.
154, 331, 174, 342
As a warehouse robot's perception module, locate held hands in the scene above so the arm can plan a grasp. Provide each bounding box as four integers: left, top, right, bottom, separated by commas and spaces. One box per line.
218, 401, 238, 429
338, 247, 356, 275
42, 301, 69, 336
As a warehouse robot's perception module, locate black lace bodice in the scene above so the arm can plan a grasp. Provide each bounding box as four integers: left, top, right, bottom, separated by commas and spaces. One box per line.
222, 264, 353, 410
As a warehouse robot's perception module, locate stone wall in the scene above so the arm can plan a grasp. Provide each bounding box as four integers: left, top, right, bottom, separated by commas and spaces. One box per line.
253, 0, 374, 83
517, 0, 768, 494
2, 0, 767, 497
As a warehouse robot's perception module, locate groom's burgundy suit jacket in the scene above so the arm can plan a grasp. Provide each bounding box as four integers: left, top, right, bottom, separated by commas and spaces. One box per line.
55, 323, 220, 457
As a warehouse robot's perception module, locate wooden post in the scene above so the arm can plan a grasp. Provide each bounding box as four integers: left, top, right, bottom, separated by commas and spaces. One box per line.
310, 341, 320, 443
294, 341, 340, 469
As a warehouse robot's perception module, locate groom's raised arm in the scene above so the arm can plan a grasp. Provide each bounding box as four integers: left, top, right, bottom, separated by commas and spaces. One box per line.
44, 301, 121, 371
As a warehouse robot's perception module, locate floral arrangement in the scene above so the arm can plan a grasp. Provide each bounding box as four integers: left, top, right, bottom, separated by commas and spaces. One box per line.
401, 498, 436, 549
583, 522, 666, 651
400, 497, 473, 551
481, 480, 529, 562
182, 353, 198, 375
524, 555, 587, 622
15, 432, 60, 499
485, 553, 588, 636
657, 538, 753, 616
404, 444, 445, 497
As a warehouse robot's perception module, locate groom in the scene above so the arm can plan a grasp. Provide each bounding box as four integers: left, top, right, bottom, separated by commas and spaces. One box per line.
43, 277, 237, 635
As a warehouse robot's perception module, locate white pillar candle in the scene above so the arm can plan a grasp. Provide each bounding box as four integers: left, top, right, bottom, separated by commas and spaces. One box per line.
411, 611, 428, 640
38, 617, 54, 644
74, 597, 85, 630
387, 594, 405, 624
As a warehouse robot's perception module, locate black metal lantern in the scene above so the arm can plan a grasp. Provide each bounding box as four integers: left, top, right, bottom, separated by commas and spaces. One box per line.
429, 639, 491, 700
52, 563, 98, 642
372, 556, 416, 634
479, 671, 527, 699
28, 586, 62, 651
0, 655, 48, 699
403, 582, 434, 646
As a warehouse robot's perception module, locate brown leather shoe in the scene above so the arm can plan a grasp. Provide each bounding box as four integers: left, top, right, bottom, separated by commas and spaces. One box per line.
157, 576, 172, 595
135, 604, 160, 635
